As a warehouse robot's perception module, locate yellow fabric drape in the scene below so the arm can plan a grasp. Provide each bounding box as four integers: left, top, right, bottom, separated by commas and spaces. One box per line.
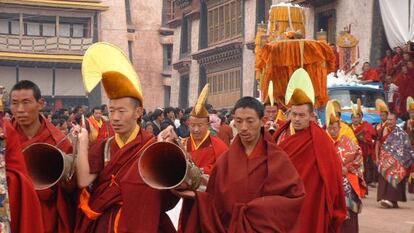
269, 6, 306, 37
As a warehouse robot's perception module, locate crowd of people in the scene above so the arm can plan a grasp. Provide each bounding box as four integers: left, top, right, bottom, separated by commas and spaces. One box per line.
360, 45, 414, 118
0, 41, 413, 233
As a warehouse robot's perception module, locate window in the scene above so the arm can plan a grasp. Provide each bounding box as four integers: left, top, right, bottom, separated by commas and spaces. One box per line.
128, 41, 134, 63
163, 44, 173, 70
125, 0, 132, 25
59, 17, 89, 38
59, 24, 70, 37
179, 74, 190, 108
180, 16, 191, 56
72, 24, 84, 37
162, 0, 175, 26
207, 0, 242, 46
42, 23, 56, 37
25, 22, 40, 36
0, 14, 20, 35
207, 68, 241, 108
257, 0, 272, 24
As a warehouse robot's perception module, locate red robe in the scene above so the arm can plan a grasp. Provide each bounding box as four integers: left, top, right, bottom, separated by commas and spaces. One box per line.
76, 129, 179, 233
185, 135, 228, 175
88, 116, 114, 142
362, 68, 380, 82
11, 116, 74, 233
352, 121, 376, 160
181, 135, 305, 233
3, 120, 44, 233
381, 56, 394, 75
273, 121, 347, 233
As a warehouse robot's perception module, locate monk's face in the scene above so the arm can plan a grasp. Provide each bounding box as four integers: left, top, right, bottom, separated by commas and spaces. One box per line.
386, 113, 397, 129
109, 97, 142, 136
290, 105, 312, 131
380, 111, 388, 123
327, 122, 340, 140
93, 109, 103, 121
10, 89, 43, 127
351, 114, 362, 126
264, 105, 278, 122
189, 116, 209, 141
234, 107, 262, 144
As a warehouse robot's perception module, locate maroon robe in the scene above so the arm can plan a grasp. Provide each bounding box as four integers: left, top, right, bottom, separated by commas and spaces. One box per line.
362, 68, 380, 82
185, 135, 228, 175
352, 121, 378, 184
76, 129, 179, 233
180, 135, 305, 233
273, 121, 347, 233
11, 116, 74, 233
3, 120, 44, 233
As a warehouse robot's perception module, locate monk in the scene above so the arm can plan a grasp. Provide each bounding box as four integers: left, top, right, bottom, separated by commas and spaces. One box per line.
273, 69, 347, 233
2, 116, 44, 233
75, 42, 178, 233
182, 85, 228, 175
361, 62, 380, 82
392, 46, 404, 72
351, 101, 378, 187
380, 49, 394, 75
326, 104, 366, 233
377, 112, 414, 208
330, 99, 358, 144
87, 106, 114, 143
177, 96, 305, 233
9, 80, 75, 233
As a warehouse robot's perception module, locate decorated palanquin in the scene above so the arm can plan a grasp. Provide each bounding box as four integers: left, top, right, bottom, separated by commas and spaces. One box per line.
267, 4, 306, 39
337, 28, 359, 73
256, 40, 335, 108
255, 4, 335, 108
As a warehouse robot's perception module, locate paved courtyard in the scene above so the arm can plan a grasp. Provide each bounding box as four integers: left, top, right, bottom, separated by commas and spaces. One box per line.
359, 186, 414, 233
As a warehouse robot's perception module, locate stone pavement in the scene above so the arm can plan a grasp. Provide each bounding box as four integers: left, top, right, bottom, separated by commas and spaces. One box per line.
359, 186, 414, 233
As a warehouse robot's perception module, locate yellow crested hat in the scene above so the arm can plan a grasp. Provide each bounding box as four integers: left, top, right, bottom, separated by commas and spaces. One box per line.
331, 99, 341, 114
82, 42, 143, 103
285, 68, 315, 106
325, 100, 339, 126
275, 109, 286, 122
264, 80, 275, 106
407, 96, 414, 111
375, 99, 388, 113
190, 84, 210, 118
351, 98, 363, 116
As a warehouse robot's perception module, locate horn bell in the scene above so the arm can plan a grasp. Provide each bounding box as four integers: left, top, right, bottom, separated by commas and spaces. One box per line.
138, 142, 203, 190
23, 143, 74, 190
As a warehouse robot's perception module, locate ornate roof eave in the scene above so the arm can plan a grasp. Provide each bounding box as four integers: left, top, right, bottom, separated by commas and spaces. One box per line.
172, 57, 192, 73
0, 0, 108, 11
192, 39, 243, 68
167, 10, 199, 28
290, 0, 336, 7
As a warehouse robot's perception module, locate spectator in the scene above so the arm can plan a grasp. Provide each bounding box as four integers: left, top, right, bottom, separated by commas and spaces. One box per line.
150, 108, 164, 136
177, 114, 190, 138
216, 115, 233, 146
161, 106, 176, 131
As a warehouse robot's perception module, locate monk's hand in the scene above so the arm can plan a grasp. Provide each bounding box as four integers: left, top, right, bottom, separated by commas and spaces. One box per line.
72, 125, 88, 149
158, 125, 177, 142
171, 189, 196, 199
342, 167, 348, 175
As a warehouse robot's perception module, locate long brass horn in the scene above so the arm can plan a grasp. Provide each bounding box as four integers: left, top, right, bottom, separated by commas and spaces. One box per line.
22, 143, 74, 190
138, 141, 203, 190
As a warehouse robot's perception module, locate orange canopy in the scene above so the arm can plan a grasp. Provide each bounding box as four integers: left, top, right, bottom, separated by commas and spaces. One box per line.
256, 39, 335, 107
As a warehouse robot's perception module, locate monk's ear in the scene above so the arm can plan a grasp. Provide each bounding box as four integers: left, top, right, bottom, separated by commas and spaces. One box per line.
37, 98, 45, 110
135, 106, 143, 119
